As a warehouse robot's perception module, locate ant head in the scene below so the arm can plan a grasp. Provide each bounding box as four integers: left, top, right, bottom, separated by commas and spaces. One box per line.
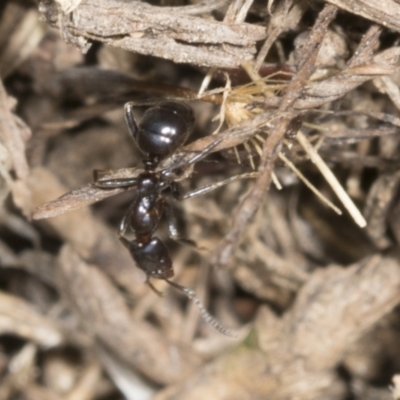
135, 101, 195, 159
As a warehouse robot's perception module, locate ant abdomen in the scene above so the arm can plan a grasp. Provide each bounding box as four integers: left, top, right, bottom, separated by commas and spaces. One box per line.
136, 101, 195, 158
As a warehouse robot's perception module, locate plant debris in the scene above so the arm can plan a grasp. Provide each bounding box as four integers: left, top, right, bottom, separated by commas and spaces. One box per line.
1, 0, 400, 399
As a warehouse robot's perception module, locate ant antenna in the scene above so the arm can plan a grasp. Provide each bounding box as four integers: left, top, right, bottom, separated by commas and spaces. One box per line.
165, 279, 237, 338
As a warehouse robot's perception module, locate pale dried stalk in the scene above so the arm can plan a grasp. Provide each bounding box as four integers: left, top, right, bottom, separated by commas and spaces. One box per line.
296, 131, 367, 228
271, 172, 282, 190
278, 152, 342, 215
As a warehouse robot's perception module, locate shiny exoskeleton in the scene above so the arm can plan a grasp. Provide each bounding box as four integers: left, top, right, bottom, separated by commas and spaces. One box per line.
94, 101, 256, 337
95, 101, 198, 280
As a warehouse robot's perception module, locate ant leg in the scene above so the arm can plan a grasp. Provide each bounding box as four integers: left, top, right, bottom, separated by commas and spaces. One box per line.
170, 181, 183, 200
145, 276, 163, 297
94, 169, 138, 188
163, 198, 202, 250
124, 102, 138, 140
95, 177, 138, 189
93, 169, 138, 189
118, 201, 137, 237
186, 136, 223, 166
183, 172, 259, 200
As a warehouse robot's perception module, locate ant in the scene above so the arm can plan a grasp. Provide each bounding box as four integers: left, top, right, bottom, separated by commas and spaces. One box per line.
92, 101, 257, 336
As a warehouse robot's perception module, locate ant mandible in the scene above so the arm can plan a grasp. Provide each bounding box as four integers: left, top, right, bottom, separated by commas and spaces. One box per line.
94, 101, 257, 337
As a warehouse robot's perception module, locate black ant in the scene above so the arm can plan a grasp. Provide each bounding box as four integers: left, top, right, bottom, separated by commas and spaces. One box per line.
93, 101, 258, 336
